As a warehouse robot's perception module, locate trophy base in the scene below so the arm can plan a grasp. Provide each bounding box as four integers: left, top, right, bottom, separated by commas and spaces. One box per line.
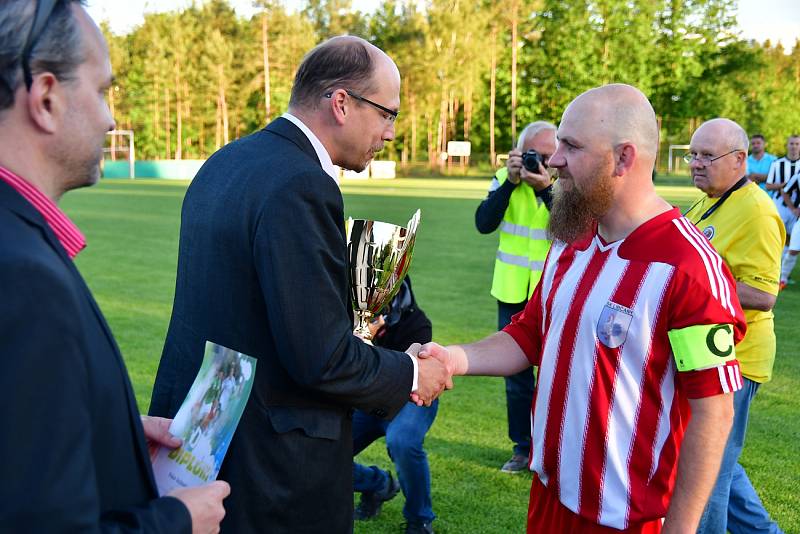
354, 312, 375, 344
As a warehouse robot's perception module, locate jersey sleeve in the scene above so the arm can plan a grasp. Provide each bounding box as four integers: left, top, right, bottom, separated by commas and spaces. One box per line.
666, 259, 747, 399
503, 280, 543, 366
766, 161, 778, 185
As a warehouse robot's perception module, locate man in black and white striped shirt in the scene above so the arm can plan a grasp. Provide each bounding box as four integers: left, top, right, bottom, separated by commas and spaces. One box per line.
779, 153, 800, 287
766, 135, 800, 234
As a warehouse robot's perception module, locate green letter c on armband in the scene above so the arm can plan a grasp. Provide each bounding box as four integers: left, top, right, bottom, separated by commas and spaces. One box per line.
668, 323, 736, 372
706, 324, 733, 358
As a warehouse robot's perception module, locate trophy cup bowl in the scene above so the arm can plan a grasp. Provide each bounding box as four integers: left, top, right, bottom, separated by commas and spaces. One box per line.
346, 210, 421, 342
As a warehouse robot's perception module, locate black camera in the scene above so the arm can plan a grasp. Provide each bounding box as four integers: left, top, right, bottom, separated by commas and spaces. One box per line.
521, 149, 545, 172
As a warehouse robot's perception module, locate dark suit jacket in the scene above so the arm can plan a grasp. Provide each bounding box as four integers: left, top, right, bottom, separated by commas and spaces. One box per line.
0, 180, 190, 532
148, 117, 414, 533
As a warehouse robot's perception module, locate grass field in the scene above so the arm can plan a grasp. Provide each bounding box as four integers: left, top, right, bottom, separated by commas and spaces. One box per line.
61, 178, 799, 533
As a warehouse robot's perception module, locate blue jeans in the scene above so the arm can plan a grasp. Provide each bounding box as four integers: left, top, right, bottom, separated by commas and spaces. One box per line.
499, 300, 534, 457
697, 378, 783, 534
353, 400, 438, 523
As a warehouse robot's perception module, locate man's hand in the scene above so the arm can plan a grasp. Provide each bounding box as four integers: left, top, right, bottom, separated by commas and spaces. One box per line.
410, 342, 464, 405
519, 163, 552, 192
506, 149, 523, 184
409, 342, 451, 407
661, 394, 733, 533
418, 342, 460, 380
169, 481, 230, 534
141, 415, 182, 461
368, 315, 386, 339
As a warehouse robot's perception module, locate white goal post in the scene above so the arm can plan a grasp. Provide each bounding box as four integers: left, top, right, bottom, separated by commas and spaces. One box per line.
105, 129, 135, 179
667, 144, 690, 174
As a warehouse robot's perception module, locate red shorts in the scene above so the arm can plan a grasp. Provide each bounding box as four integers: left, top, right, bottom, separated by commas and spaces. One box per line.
527, 475, 662, 534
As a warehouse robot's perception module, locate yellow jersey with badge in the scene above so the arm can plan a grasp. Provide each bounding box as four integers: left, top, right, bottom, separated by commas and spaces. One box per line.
685, 181, 785, 382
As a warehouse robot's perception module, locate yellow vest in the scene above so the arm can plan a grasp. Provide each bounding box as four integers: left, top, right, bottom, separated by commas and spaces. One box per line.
490, 167, 552, 304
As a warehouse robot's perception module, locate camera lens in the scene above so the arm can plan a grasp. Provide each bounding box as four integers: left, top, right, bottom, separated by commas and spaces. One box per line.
522, 150, 543, 172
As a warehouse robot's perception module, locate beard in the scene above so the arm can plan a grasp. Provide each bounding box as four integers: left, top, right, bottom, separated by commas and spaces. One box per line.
548, 171, 615, 245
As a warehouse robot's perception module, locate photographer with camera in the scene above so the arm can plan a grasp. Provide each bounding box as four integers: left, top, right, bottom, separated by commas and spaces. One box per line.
475, 121, 557, 473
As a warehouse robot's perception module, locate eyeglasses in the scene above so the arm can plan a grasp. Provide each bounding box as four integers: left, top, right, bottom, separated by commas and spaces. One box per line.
683, 149, 741, 166
324, 90, 398, 123
21, 0, 59, 90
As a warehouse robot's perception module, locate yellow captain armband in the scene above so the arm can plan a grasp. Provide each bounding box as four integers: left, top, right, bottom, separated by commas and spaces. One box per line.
668, 323, 736, 372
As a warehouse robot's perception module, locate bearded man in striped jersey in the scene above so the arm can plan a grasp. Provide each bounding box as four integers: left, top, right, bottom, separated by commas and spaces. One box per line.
420, 84, 747, 534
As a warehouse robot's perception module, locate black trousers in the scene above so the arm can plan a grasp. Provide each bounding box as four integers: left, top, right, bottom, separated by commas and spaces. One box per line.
498, 300, 535, 457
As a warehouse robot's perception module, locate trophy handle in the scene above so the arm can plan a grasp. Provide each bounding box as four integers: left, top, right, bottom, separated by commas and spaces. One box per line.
400, 209, 421, 261
405, 210, 421, 243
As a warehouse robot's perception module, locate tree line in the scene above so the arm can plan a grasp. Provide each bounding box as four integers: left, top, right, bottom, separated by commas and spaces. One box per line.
103, 0, 800, 170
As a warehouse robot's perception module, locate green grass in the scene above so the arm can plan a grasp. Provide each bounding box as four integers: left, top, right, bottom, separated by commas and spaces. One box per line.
61, 178, 799, 533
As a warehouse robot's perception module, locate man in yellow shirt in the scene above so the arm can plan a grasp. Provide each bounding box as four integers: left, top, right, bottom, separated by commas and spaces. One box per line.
685, 118, 785, 534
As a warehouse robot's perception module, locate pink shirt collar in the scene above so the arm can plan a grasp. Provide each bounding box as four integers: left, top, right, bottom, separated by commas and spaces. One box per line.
0, 166, 86, 259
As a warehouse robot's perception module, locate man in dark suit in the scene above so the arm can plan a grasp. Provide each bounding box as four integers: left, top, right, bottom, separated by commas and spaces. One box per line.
148, 36, 451, 533
0, 1, 228, 531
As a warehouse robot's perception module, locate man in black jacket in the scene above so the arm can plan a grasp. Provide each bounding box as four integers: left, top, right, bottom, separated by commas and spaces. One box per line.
148, 36, 450, 533
0, 1, 228, 531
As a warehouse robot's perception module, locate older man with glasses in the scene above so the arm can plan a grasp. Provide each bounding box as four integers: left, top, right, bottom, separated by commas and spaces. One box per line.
684, 118, 785, 534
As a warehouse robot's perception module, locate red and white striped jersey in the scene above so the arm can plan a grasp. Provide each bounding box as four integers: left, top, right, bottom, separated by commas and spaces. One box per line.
505, 208, 746, 530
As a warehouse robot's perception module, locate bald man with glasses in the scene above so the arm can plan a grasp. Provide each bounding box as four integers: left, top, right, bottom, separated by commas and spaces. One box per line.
684, 118, 785, 534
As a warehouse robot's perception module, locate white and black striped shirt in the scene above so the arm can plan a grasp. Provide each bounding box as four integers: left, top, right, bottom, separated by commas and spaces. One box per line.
766, 157, 800, 206
782, 171, 800, 209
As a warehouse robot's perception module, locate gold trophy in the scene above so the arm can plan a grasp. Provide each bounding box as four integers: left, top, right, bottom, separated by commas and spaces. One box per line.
346, 210, 421, 342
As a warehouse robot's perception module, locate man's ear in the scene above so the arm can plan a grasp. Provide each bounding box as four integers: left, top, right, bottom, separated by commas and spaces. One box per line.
614, 142, 637, 177
328, 88, 349, 126
26, 72, 60, 134
733, 150, 747, 171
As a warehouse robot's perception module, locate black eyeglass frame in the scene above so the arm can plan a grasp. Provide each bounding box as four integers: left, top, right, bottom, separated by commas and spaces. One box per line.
324, 89, 398, 122
21, 0, 60, 90
683, 148, 742, 167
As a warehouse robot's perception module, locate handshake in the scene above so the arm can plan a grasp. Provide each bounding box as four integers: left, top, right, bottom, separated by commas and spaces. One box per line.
406, 342, 460, 406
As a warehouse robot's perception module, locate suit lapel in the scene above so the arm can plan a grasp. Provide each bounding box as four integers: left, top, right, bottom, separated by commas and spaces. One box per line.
264, 117, 321, 166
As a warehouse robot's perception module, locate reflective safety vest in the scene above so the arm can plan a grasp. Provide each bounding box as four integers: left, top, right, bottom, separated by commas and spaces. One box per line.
490, 167, 552, 303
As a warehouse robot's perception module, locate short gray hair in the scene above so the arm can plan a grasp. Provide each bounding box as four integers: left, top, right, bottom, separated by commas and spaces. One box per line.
516, 121, 557, 150
0, 0, 85, 111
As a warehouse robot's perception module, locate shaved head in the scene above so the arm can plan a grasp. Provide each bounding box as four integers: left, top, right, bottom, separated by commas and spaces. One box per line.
689, 118, 749, 197
565, 84, 659, 162
547, 83, 667, 243
692, 118, 749, 153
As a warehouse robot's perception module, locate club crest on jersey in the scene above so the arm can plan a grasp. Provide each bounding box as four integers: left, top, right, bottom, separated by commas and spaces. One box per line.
597, 301, 633, 349
702, 225, 715, 240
